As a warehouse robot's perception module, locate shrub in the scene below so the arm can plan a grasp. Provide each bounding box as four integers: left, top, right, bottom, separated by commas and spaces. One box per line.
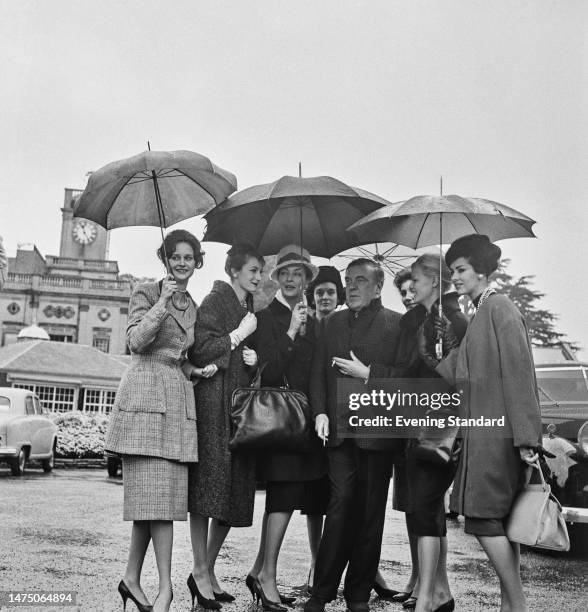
49, 411, 110, 458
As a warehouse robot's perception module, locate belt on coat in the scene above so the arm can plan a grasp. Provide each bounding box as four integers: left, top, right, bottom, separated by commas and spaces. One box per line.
131, 354, 185, 367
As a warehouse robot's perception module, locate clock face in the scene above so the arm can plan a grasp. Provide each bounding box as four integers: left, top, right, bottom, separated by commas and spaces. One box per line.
72, 220, 98, 245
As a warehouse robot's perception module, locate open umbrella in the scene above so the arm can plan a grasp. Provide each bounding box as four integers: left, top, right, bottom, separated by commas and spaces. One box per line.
202, 175, 393, 258
348, 192, 537, 355
337, 243, 417, 277
74, 148, 237, 262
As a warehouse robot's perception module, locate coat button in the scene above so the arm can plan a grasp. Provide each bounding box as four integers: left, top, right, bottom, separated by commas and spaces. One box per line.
180, 335, 186, 342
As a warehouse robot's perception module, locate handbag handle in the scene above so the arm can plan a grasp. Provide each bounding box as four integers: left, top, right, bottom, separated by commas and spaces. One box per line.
250, 362, 290, 389
524, 459, 549, 490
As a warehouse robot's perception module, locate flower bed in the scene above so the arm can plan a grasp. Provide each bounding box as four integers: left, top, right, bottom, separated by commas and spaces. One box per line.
49, 411, 110, 458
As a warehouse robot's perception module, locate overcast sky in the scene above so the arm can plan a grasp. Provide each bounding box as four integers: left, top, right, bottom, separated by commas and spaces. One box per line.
1, 0, 587, 356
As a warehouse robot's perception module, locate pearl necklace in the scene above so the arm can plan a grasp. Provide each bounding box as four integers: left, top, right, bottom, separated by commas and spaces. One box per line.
475, 287, 497, 312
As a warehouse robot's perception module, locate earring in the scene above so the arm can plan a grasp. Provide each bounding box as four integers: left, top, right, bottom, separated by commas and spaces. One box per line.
478, 274, 484, 279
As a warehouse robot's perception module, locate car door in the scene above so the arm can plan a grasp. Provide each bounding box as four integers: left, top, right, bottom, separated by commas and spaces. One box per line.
32, 396, 53, 456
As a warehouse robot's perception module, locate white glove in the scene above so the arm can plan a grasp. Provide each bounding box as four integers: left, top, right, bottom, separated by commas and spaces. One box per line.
235, 312, 257, 341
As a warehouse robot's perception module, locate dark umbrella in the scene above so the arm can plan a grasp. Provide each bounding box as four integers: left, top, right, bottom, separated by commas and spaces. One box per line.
74, 148, 237, 264
202, 175, 393, 258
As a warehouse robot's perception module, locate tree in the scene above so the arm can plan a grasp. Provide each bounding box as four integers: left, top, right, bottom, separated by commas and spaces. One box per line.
119, 273, 157, 290
491, 260, 579, 350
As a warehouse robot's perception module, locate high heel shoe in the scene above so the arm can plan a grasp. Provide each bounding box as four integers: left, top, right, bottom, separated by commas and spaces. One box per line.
433, 598, 455, 612
187, 573, 222, 610
117, 580, 153, 612
213, 590, 236, 603
247, 574, 294, 606
390, 590, 413, 603
372, 580, 400, 599
252, 578, 288, 612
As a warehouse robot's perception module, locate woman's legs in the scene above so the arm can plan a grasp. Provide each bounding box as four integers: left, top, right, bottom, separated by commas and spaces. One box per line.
190, 513, 215, 599
477, 535, 527, 612
414, 536, 439, 612
207, 519, 231, 593
151, 520, 174, 612
257, 511, 294, 601
306, 514, 323, 588
122, 521, 152, 606
249, 511, 269, 578
405, 529, 419, 592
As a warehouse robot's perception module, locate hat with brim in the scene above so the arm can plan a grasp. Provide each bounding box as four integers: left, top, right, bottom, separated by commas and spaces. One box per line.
270, 245, 318, 282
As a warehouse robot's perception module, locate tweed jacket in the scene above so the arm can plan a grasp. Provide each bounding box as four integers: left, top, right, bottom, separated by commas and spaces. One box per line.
437, 293, 542, 518
105, 281, 198, 462
310, 299, 403, 451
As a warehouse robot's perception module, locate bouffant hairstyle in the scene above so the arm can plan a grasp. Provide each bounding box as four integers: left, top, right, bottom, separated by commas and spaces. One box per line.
157, 229, 204, 269
347, 258, 385, 287
224, 243, 265, 277
305, 266, 346, 308
411, 253, 452, 293
445, 234, 501, 276
393, 268, 413, 292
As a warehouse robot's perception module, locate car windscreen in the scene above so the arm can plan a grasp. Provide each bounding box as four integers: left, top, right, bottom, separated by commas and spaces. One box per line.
0, 396, 10, 414
536, 368, 588, 403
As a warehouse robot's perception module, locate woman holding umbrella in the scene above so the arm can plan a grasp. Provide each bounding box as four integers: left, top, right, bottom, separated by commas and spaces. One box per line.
186, 244, 263, 609
106, 229, 210, 612
422, 234, 541, 612
247, 246, 328, 611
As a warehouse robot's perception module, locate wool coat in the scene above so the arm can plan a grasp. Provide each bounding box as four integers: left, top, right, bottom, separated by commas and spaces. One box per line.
187, 280, 256, 527
255, 298, 327, 482
105, 281, 198, 462
437, 293, 542, 518
310, 299, 403, 451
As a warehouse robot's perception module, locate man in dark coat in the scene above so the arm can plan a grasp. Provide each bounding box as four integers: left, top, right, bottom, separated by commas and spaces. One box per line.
304, 258, 402, 612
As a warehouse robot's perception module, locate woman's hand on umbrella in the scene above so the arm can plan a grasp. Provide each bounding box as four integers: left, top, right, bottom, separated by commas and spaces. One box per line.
158, 275, 177, 305
242, 346, 258, 367
236, 312, 257, 340
288, 302, 307, 335
519, 446, 539, 465
332, 351, 370, 379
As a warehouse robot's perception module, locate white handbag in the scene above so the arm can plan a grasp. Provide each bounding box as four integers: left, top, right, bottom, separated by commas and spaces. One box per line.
506, 460, 570, 551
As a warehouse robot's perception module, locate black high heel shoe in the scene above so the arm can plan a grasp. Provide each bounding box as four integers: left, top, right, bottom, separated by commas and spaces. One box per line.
252, 578, 288, 612
213, 590, 236, 603
246, 574, 295, 606
187, 573, 222, 610
390, 590, 413, 603
373, 580, 400, 599
433, 598, 455, 612
117, 580, 153, 612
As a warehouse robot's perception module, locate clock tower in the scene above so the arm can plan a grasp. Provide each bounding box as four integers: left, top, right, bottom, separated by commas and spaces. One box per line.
59, 188, 109, 260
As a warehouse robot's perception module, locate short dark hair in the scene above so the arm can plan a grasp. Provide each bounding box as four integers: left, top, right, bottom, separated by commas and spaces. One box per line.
305, 266, 345, 308
157, 229, 204, 269
346, 258, 385, 287
393, 268, 412, 291
224, 243, 265, 277
445, 234, 501, 276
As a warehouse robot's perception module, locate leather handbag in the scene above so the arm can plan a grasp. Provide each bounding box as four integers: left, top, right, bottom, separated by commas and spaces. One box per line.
506, 461, 570, 551
229, 364, 311, 452
410, 407, 461, 465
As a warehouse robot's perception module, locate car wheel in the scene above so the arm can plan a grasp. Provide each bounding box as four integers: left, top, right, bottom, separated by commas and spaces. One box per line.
10, 448, 26, 476
107, 456, 120, 477
42, 444, 55, 473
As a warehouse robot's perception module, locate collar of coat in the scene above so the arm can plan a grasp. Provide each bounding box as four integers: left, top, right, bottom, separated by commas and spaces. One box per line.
346, 297, 383, 321
210, 279, 248, 311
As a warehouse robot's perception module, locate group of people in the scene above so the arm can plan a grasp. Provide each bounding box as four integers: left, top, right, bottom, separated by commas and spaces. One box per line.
105, 229, 542, 612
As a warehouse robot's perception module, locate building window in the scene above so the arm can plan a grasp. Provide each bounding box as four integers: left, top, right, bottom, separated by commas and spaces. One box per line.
92, 328, 111, 353
13, 383, 76, 412
49, 333, 74, 343
83, 388, 116, 413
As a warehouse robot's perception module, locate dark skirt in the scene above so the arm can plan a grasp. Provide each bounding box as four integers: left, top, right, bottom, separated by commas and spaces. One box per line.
406, 451, 455, 537
464, 516, 507, 536
266, 476, 330, 515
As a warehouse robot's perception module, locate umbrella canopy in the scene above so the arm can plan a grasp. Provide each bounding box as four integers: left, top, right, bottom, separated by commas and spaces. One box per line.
203, 175, 392, 258
74, 149, 237, 229
347, 194, 536, 248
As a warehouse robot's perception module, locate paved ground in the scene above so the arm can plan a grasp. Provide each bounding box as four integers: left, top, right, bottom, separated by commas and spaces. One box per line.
0, 466, 586, 611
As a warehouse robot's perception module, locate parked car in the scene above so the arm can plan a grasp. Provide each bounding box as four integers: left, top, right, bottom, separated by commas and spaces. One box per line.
536, 361, 588, 553
0, 388, 58, 476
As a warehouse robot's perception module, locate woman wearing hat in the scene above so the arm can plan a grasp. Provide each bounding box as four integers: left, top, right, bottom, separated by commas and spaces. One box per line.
247, 246, 328, 612
421, 234, 541, 612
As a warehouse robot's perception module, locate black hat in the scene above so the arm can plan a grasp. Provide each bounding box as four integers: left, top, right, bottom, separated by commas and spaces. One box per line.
445, 234, 501, 276
306, 266, 345, 307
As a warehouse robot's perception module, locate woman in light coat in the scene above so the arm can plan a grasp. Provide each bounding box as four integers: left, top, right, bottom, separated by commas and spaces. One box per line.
106, 230, 213, 612
421, 234, 541, 612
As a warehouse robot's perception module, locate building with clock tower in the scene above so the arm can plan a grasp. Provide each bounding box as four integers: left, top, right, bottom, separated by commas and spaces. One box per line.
0, 188, 132, 355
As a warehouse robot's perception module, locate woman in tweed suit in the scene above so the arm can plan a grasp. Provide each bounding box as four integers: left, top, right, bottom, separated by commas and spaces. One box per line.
106, 230, 213, 612
185, 244, 262, 609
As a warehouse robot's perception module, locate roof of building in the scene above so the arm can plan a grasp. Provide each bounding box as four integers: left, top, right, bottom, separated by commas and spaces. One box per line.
532, 343, 577, 364
0, 341, 127, 385
17, 324, 50, 341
